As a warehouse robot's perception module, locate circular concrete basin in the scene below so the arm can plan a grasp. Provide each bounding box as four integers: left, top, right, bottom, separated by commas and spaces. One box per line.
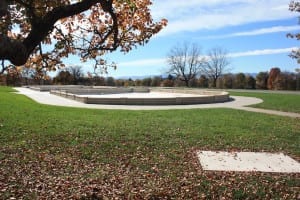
50, 88, 230, 105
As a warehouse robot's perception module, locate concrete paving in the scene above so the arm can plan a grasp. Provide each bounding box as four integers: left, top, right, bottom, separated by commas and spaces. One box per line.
14, 87, 300, 118
198, 151, 300, 173
231, 106, 300, 118
14, 87, 260, 109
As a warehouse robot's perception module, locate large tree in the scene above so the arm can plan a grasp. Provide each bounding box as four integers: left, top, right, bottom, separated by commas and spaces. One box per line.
288, 1, 300, 63
0, 0, 167, 74
267, 67, 281, 90
67, 65, 84, 84
256, 71, 269, 89
167, 43, 204, 87
202, 47, 231, 88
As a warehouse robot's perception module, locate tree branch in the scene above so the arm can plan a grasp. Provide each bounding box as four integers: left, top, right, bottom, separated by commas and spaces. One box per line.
23, 0, 101, 57
0, 0, 105, 66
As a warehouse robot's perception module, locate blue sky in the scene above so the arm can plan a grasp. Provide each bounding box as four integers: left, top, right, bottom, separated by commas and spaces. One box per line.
67, 0, 300, 78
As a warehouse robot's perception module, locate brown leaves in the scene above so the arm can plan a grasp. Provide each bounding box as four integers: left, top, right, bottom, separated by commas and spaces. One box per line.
0, 145, 298, 199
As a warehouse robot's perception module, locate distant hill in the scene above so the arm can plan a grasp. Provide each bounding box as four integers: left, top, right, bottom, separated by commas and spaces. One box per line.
115, 75, 162, 80
245, 73, 258, 77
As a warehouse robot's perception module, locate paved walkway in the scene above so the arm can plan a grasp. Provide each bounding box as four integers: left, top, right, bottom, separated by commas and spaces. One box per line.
14, 87, 300, 118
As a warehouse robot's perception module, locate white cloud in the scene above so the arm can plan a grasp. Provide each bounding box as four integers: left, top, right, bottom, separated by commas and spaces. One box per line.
229, 47, 297, 57
151, 0, 296, 37
202, 25, 300, 39
117, 47, 296, 68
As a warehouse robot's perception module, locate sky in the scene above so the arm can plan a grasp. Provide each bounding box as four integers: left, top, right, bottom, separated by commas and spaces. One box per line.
66, 0, 300, 78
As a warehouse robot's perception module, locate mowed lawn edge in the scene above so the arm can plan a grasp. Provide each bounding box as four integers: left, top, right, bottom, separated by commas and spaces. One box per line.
0, 86, 299, 199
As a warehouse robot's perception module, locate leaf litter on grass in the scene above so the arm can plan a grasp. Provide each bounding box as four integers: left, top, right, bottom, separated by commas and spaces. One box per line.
0, 145, 299, 199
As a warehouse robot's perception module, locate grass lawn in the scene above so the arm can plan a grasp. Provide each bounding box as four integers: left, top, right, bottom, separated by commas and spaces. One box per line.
0, 87, 299, 199
230, 91, 300, 113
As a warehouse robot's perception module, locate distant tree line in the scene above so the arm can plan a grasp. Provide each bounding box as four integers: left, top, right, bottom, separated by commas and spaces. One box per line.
215, 68, 300, 90
1, 65, 299, 91
166, 43, 231, 88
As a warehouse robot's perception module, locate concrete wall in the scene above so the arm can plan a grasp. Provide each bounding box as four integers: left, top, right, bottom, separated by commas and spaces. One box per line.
50, 89, 229, 105
29, 85, 89, 92
52, 87, 150, 95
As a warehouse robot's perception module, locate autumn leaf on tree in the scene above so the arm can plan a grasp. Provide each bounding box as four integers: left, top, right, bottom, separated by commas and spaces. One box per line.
0, 0, 167, 74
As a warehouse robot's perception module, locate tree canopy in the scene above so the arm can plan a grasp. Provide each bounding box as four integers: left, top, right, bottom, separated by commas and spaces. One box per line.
0, 0, 167, 74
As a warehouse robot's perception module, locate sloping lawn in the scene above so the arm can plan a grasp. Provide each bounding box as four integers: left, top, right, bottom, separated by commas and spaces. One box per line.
0, 87, 299, 199
230, 91, 300, 113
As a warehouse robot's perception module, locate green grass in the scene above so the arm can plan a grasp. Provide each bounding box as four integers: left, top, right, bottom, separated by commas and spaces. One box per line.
230, 91, 300, 113
0, 87, 299, 199
0, 86, 16, 93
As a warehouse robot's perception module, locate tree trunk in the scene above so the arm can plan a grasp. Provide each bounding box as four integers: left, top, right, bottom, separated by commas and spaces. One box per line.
0, 0, 8, 17
185, 79, 189, 87
212, 78, 217, 88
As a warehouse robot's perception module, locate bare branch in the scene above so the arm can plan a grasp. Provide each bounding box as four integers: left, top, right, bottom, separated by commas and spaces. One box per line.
202, 47, 231, 87
167, 42, 203, 87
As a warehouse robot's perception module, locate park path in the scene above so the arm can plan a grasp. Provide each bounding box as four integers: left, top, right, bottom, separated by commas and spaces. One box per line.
229, 106, 300, 118
14, 87, 300, 118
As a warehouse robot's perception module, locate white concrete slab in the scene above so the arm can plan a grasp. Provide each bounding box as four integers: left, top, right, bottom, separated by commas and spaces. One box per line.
198, 151, 300, 173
